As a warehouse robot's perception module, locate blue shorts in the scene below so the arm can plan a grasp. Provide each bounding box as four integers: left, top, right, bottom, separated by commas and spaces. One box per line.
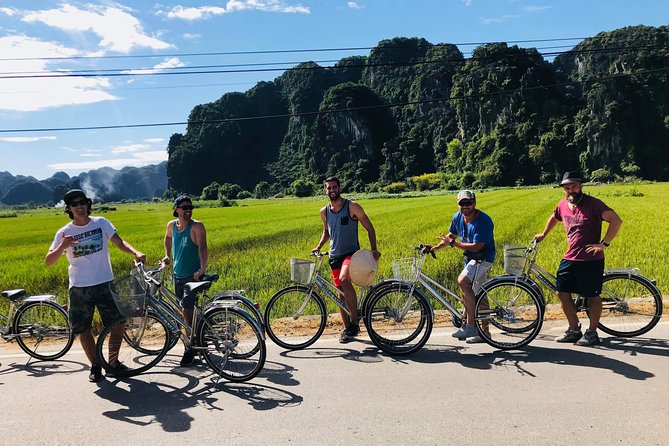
556, 259, 605, 297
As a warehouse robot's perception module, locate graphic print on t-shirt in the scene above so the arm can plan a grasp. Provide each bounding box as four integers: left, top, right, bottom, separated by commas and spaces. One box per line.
71, 227, 104, 258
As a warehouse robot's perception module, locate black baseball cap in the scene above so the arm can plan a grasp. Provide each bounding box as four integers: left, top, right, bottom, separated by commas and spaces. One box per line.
173, 195, 192, 217
559, 171, 583, 186
63, 189, 88, 205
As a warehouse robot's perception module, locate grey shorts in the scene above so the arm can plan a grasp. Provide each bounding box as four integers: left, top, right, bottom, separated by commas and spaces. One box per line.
460, 260, 493, 294
68, 282, 121, 334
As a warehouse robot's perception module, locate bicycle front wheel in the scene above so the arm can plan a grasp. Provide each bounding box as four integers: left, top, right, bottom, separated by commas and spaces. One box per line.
475, 278, 544, 350
365, 282, 433, 356
13, 300, 74, 361
123, 311, 177, 354
96, 314, 170, 378
595, 272, 663, 337
198, 306, 266, 382
264, 285, 327, 350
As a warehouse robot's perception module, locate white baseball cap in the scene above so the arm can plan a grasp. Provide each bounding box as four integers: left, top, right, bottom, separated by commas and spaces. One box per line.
349, 250, 378, 287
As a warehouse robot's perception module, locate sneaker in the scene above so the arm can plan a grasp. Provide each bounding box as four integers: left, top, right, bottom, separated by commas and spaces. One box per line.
180, 348, 196, 366
88, 364, 104, 383
555, 325, 583, 343
339, 324, 359, 344
575, 329, 600, 346
453, 324, 478, 341
106, 362, 129, 378
466, 333, 488, 344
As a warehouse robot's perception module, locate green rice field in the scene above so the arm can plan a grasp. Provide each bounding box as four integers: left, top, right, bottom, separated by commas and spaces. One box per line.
1, 183, 667, 314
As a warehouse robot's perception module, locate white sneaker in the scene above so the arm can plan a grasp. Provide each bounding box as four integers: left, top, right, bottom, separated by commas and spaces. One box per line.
466, 335, 485, 344
453, 324, 478, 340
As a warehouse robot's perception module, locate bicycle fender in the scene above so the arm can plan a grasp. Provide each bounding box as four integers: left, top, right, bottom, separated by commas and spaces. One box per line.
203, 305, 265, 339
22, 294, 58, 303
477, 275, 544, 305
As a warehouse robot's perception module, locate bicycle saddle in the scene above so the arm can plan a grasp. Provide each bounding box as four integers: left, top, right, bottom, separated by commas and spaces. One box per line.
2, 289, 26, 301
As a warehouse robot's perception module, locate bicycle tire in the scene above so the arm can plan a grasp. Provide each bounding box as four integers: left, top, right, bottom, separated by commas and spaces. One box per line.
365, 281, 433, 356
212, 293, 264, 333
13, 300, 74, 361
264, 285, 327, 350
594, 272, 663, 337
198, 306, 266, 382
475, 277, 544, 350
123, 311, 178, 354
96, 315, 170, 378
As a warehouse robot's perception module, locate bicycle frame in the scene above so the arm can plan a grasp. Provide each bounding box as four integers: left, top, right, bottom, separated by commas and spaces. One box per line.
1, 293, 62, 340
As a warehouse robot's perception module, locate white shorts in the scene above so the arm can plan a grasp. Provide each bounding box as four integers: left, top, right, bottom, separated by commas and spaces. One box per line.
460, 260, 493, 294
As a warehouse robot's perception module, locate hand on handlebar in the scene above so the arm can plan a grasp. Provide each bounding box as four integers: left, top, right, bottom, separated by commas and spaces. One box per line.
419, 244, 437, 258
533, 234, 545, 242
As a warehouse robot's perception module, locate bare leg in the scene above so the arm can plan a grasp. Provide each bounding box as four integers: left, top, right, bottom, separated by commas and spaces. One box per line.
182, 308, 194, 337
78, 328, 96, 365
339, 263, 358, 326
557, 291, 580, 330
108, 322, 125, 366
586, 296, 602, 331
457, 275, 476, 327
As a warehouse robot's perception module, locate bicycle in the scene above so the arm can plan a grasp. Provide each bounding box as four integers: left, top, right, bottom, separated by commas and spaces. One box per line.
264, 252, 432, 350
497, 239, 663, 338
1, 289, 74, 361
365, 245, 545, 354
95, 262, 266, 382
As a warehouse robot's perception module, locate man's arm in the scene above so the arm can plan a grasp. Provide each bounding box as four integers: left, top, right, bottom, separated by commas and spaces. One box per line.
350, 202, 381, 260
110, 233, 146, 263
191, 221, 208, 280
535, 214, 559, 242
312, 207, 330, 254
162, 220, 173, 265
586, 208, 623, 254
45, 232, 74, 266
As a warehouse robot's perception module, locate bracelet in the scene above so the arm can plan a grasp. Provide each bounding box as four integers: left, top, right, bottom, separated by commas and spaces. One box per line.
601, 241, 610, 247
449, 238, 456, 247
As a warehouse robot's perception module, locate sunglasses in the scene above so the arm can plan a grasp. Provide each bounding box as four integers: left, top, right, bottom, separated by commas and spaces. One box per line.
69, 199, 88, 207
458, 200, 475, 206
178, 205, 195, 211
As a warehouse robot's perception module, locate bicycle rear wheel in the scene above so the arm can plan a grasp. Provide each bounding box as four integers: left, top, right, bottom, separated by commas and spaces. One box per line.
198, 306, 266, 382
365, 281, 433, 355
475, 278, 543, 350
13, 300, 74, 361
264, 285, 327, 350
595, 272, 663, 337
96, 314, 170, 378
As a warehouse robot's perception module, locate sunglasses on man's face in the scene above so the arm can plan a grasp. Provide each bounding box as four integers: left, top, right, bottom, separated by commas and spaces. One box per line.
69, 199, 88, 207
458, 200, 475, 207
178, 205, 195, 211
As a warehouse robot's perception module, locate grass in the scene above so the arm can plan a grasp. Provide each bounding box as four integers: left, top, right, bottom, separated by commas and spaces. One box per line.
1, 183, 667, 315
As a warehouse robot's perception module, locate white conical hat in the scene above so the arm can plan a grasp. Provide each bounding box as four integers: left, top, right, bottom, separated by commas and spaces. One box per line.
349, 249, 378, 287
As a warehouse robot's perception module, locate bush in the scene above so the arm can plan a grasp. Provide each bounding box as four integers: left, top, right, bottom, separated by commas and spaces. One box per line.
383, 182, 407, 194
253, 181, 271, 199
237, 190, 253, 199
0, 211, 17, 218
200, 181, 221, 200
291, 179, 317, 197
219, 183, 242, 200
411, 173, 443, 191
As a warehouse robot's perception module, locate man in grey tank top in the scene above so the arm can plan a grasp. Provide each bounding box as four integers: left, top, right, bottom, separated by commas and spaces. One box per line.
313, 177, 381, 343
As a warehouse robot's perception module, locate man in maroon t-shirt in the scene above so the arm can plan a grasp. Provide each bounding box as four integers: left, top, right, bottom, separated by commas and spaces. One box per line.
535, 172, 623, 346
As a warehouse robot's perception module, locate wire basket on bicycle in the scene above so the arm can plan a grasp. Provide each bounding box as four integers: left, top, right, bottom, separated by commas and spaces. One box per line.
391, 257, 422, 283
503, 244, 527, 276
109, 272, 148, 317
290, 258, 316, 284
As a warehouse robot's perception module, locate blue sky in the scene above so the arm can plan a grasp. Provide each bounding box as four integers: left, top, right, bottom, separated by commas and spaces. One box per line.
1, 0, 667, 180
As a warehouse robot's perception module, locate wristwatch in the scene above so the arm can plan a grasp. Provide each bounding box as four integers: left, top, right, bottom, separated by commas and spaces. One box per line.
601, 241, 610, 247
449, 238, 456, 247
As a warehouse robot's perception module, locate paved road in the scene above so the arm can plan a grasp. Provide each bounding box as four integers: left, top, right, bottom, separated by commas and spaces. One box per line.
1, 321, 668, 446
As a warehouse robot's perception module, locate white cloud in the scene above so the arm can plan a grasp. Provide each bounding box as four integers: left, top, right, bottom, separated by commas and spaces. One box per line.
80, 152, 103, 157
0, 36, 118, 112
111, 143, 149, 154
22, 3, 173, 53
164, 1, 310, 20
144, 137, 165, 143
524, 5, 551, 13
0, 7, 18, 16
0, 136, 56, 142
122, 57, 185, 75
480, 14, 518, 24
182, 33, 202, 40
347, 2, 363, 9
49, 150, 168, 171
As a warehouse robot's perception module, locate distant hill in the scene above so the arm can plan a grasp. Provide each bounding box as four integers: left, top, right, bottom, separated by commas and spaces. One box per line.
165, 25, 669, 194
0, 162, 167, 205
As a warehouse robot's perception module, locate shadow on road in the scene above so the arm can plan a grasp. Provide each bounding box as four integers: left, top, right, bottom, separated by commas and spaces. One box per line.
602, 336, 669, 357
0, 359, 85, 383
94, 369, 304, 431
279, 343, 384, 364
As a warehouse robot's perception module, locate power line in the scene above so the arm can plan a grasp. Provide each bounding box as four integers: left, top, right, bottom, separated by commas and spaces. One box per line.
0, 37, 589, 62
1, 44, 663, 80
2, 66, 667, 134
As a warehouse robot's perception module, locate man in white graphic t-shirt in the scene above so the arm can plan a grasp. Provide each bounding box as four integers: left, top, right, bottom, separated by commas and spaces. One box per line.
46, 189, 145, 383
